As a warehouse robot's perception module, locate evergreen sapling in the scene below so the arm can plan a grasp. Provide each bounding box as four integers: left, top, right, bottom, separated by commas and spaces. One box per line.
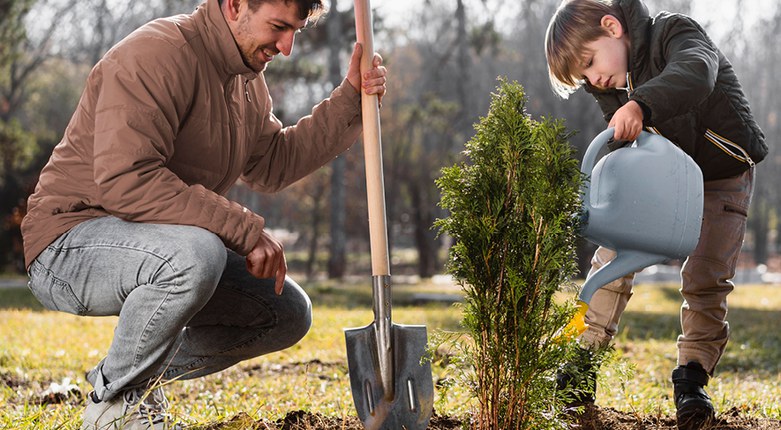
435, 78, 584, 429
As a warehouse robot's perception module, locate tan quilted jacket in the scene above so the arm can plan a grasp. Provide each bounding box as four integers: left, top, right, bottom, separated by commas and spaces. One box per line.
22, 0, 362, 267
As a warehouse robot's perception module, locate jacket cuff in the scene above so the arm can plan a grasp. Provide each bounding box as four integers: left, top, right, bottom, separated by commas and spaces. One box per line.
334, 78, 362, 121
235, 211, 265, 256
632, 98, 652, 123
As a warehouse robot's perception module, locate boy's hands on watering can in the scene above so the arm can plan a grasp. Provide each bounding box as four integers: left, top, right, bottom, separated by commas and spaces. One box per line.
609, 100, 644, 141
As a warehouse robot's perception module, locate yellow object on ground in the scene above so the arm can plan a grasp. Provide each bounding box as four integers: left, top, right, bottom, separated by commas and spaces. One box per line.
563, 300, 589, 338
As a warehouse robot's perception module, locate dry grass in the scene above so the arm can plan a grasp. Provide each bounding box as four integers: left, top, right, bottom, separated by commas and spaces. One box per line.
1, 276, 779, 429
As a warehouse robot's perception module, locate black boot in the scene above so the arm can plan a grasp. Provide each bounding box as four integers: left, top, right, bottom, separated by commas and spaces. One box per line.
672, 362, 715, 430
556, 347, 597, 406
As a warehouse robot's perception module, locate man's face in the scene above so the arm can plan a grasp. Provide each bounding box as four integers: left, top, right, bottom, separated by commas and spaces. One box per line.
579, 35, 629, 90
226, 0, 308, 73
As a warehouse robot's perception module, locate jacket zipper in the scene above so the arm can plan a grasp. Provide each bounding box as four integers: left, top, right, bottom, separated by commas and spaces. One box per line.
244, 79, 252, 102
215, 76, 241, 193
615, 72, 633, 96
704, 129, 755, 167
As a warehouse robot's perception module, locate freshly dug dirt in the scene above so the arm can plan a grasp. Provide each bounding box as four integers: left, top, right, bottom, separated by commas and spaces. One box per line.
203, 404, 781, 429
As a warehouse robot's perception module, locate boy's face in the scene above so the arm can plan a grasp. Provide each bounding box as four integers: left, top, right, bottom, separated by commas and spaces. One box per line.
578, 15, 630, 90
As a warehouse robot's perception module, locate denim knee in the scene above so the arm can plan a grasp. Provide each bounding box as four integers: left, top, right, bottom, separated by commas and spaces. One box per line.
278, 278, 313, 349
165, 226, 227, 299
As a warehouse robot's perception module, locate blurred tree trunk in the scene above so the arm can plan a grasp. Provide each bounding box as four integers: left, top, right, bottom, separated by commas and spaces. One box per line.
750, 202, 770, 265
306, 179, 327, 280
409, 175, 437, 277
326, 0, 347, 279
455, 0, 469, 123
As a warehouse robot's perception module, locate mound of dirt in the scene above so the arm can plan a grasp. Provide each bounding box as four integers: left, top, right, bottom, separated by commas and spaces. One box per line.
575, 403, 781, 430
203, 404, 781, 429
201, 410, 463, 429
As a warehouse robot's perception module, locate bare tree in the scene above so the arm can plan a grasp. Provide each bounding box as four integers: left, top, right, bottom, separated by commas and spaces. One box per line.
327, 0, 348, 279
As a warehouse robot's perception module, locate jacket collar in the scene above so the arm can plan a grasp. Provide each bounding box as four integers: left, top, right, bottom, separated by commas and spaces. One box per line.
193, 0, 258, 82
615, 0, 652, 78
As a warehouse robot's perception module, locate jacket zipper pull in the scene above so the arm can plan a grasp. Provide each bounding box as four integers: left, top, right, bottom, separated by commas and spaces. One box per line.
244, 80, 251, 102
623, 72, 633, 96
615, 73, 633, 96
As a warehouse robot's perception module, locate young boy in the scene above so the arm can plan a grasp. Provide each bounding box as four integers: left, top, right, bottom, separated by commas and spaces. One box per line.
545, 0, 767, 428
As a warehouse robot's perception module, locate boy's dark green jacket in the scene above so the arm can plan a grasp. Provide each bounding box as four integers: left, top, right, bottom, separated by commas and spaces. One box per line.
585, 0, 767, 181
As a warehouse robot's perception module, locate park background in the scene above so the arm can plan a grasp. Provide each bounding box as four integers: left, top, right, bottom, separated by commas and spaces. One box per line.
1, 0, 780, 281
2, 1, 781, 428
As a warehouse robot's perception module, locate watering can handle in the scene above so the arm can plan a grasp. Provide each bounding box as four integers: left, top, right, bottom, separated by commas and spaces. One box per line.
580, 128, 653, 175
580, 128, 652, 223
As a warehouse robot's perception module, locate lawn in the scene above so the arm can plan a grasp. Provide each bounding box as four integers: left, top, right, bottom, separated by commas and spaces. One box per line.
1, 275, 780, 429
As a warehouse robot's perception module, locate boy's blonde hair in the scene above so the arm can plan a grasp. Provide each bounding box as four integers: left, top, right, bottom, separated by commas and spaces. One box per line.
545, 0, 624, 98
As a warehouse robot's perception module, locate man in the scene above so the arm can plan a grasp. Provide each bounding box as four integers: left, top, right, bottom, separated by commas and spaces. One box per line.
21, 0, 387, 428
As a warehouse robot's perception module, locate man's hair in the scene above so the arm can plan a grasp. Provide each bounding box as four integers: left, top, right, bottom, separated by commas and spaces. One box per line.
545, 0, 624, 98
247, 0, 327, 21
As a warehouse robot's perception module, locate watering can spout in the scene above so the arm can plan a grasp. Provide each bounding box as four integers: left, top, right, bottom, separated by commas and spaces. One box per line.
577, 250, 667, 304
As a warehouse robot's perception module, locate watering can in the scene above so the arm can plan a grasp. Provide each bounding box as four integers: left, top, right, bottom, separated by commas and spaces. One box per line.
566, 128, 704, 336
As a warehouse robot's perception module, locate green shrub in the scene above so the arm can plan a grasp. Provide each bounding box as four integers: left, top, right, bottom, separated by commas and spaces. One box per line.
435, 78, 583, 429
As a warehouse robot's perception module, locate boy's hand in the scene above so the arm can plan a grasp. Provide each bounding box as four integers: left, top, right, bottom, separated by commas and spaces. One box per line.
346, 43, 387, 105
609, 100, 644, 141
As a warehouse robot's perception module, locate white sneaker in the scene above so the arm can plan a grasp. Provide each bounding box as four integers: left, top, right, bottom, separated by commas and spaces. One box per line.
81, 386, 181, 429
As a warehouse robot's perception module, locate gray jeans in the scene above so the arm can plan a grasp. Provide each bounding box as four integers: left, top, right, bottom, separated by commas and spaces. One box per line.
27, 216, 312, 401
581, 168, 754, 374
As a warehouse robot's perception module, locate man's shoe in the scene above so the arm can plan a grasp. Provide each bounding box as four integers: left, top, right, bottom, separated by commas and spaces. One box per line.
81, 386, 181, 430
556, 347, 597, 405
672, 362, 715, 430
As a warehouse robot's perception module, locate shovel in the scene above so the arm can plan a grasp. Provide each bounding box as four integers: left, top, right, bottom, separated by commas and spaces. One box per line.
344, 0, 434, 428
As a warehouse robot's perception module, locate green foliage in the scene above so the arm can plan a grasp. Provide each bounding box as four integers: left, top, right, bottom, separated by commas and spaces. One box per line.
435, 78, 583, 429
0, 118, 37, 183
0, 0, 32, 74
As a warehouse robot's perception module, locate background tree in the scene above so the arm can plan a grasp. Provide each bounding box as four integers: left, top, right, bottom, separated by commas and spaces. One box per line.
3, 0, 779, 277
326, 0, 348, 279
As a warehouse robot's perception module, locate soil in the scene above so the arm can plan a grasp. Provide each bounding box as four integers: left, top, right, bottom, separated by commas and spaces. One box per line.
204, 404, 781, 429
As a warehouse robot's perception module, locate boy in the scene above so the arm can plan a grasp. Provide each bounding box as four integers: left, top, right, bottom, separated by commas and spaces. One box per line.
545, 0, 766, 428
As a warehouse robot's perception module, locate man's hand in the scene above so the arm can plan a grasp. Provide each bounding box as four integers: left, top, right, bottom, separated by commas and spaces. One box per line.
246, 230, 287, 295
346, 43, 387, 105
609, 100, 644, 141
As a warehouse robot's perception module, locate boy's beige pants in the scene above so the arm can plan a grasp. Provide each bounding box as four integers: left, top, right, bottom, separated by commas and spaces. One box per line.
580, 168, 754, 375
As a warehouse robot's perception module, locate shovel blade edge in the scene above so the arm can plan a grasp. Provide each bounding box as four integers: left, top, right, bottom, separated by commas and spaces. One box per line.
345, 324, 434, 430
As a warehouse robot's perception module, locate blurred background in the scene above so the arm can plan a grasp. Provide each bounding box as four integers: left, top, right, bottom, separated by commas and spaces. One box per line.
1, 0, 778, 282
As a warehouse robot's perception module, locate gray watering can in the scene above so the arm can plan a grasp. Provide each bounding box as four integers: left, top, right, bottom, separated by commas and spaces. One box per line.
566, 128, 704, 336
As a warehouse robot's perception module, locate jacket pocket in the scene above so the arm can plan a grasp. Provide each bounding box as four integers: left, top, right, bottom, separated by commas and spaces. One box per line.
27, 260, 87, 315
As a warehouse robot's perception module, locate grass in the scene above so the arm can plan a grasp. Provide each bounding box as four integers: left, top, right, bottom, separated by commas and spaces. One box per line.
1, 275, 780, 429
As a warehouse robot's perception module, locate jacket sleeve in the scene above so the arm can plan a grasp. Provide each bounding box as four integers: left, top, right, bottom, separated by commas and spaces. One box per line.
240, 78, 363, 193
91, 45, 264, 255
629, 16, 719, 125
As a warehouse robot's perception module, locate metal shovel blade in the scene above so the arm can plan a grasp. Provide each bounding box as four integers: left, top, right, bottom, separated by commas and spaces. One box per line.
345, 323, 434, 430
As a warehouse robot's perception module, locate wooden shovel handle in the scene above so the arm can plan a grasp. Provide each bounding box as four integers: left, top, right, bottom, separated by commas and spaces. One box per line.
354, 0, 390, 276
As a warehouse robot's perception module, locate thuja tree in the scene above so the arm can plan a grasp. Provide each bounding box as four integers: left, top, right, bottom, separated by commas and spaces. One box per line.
435, 79, 583, 430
